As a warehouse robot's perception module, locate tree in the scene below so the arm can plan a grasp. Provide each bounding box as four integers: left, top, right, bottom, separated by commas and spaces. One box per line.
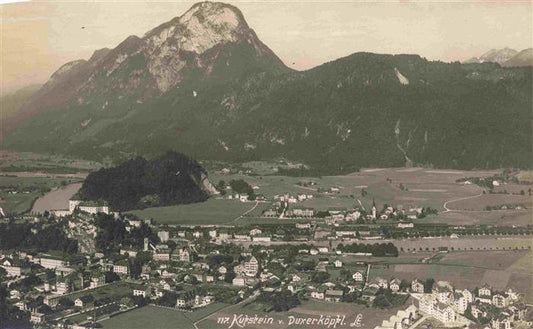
399, 280, 410, 292
256, 291, 300, 312
424, 278, 435, 293
217, 180, 226, 191
105, 271, 120, 283
229, 179, 254, 195
224, 271, 236, 283
311, 271, 330, 284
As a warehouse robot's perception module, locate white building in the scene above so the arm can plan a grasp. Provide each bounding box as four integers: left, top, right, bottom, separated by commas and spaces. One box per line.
311, 291, 325, 300
479, 285, 492, 297
39, 256, 66, 269
411, 279, 425, 293
390, 279, 401, 292
157, 231, 170, 242
243, 256, 259, 277
353, 271, 364, 282
113, 264, 129, 275
232, 276, 245, 287
69, 199, 109, 214
419, 295, 456, 325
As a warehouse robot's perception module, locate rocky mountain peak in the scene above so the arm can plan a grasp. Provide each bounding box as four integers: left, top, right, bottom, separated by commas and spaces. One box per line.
5, 1, 288, 135
137, 1, 282, 92
145, 1, 250, 55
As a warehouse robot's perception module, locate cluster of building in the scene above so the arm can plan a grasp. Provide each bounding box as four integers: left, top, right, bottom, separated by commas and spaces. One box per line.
410, 279, 529, 328
50, 199, 112, 217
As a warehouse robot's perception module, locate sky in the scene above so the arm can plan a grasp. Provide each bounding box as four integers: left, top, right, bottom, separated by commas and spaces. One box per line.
1, 0, 532, 93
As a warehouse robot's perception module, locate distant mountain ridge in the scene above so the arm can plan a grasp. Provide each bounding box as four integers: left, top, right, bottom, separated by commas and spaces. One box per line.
0, 85, 41, 120
465, 48, 518, 64
465, 47, 533, 67
502, 48, 533, 68
2, 1, 532, 173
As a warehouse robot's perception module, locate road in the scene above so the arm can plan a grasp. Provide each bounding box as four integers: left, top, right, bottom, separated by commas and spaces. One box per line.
362, 263, 371, 290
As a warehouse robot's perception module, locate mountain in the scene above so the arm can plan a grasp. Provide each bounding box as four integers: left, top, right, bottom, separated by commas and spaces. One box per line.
0, 84, 41, 120
1, 1, 287, 139
78, 151, 214, 211
464, 48, 518, 64
3, 2, 532, 173
502, 48, 533, 67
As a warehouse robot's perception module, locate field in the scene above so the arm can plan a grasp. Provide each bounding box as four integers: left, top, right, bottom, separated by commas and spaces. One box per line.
100, 305, 195, 329
100, 303, 229, 329
209, 165, 532, 226
63, 282, 137, 302
418, 210, 533, 226
0, 175, 83, 214
127, 199, 255, 225
368, 250, 533, 303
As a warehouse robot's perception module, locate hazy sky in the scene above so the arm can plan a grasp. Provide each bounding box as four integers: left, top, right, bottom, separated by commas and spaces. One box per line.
1, 0, 532, 93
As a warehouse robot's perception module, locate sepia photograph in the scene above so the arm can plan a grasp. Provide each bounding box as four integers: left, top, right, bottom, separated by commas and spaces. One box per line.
0, 0, 532, 328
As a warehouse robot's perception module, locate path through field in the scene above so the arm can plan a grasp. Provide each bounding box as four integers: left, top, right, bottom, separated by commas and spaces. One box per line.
233, 201, 260, 222
442, 190, 484, 212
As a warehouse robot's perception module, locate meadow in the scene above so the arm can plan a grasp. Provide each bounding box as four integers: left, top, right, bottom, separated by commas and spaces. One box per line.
368, 250, 533, 303
63, 282, 137, 302
100, 305, 195, 329
127, 199, 254, 225
208, 165, 532, 226
99, 303, 229, 329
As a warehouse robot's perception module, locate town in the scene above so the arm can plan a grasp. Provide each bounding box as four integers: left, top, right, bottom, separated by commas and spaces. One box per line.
1, 158, 532, 329
1, 178, 532, 329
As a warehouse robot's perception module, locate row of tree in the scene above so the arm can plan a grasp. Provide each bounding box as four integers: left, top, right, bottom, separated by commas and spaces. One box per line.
337, 242, 399, 257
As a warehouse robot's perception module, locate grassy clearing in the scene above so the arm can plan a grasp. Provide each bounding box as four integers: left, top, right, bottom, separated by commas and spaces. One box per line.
127, 199, 253, 225
100, 305, 195, 329
0, 191, 41, 214
209, 173, 307, 198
